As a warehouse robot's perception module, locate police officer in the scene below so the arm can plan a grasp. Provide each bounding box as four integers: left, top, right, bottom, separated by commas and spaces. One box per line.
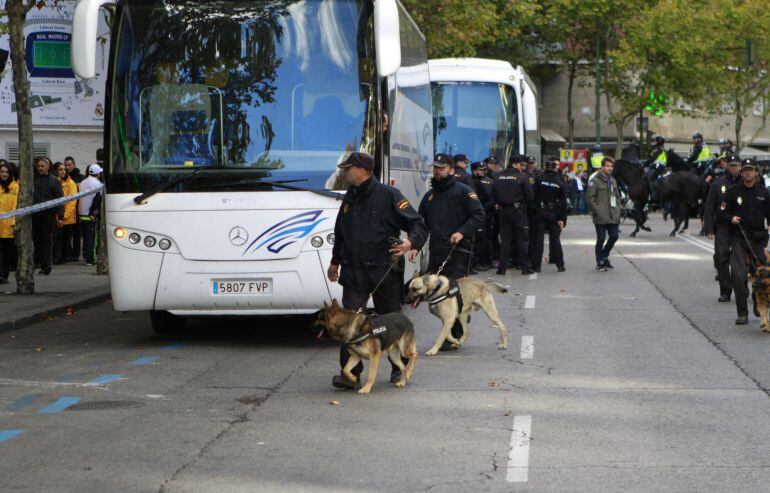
523, 156, 540, 264
452, 154, 477, 192
645, 135, 668, 199
589, 145, 604, 175
688, 131, 711, 172
718, 138, 734, 159
705, 154, 741, 302
725, 158, 770, 325
328, 152, 428, 388
472, 161, 494, 271
493, 155, 534, 275
414, 153, 485, 347
531, 159, 568, 273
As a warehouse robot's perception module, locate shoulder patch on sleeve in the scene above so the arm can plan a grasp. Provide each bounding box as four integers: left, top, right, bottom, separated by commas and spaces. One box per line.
397, 198, 410, 210
468, 192, 478, 200
427, 192, 434, 202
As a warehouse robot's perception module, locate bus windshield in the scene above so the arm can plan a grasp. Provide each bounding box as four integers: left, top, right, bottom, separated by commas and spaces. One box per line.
109, 0, 377, 193
432, 81, 518, 165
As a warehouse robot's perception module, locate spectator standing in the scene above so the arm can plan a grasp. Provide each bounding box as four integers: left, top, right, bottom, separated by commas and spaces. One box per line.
78, 164, 104, 266
571, 165, 588, 214
65, 156, 85, 261
32, 157, 64, 275
53, 162, 78, 264
0, 163, 18, 284
586, 157, 621, 271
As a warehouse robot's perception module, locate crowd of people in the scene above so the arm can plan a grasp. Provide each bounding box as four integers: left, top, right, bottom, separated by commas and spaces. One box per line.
0, 153, 104, 284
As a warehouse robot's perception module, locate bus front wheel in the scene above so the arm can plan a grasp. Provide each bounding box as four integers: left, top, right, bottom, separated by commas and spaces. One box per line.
149, 310, 187, 334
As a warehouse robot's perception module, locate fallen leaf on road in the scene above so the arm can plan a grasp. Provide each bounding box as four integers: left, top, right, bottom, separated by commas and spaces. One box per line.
330, 400, 340, 406
65, 307, 75, 316
35, 347, 44, 352
489, 381, 498, 388
560, 289, 566, 293
504, 410, 512, 417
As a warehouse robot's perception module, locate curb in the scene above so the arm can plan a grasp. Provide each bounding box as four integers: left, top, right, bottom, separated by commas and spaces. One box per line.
0, 289, 111, 333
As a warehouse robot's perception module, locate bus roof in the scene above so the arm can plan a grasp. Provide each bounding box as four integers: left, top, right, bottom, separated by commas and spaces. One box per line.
428, 58, 524, 86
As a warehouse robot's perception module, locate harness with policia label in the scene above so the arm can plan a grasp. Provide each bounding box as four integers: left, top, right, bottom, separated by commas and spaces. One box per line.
427, 278, 464, 313
345, 313, 408, 349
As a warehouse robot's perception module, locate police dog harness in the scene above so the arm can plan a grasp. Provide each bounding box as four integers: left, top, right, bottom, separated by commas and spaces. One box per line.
427, 278, 464, 313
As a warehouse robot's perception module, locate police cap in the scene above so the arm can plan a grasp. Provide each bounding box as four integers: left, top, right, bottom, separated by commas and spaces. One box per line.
741, 158, 757, 170
337, 152, 374, 170
433, 153, 454, 168
483, 156, 499, 166
526, 155, 536, 164
453, 154, 469, 164
545, 159, 558, 169
726, 154, 741, 166
470, 161, 486, 171
509, 154, 523, 165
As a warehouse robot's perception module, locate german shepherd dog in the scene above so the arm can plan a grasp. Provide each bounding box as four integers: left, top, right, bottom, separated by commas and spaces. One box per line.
406, 274, 508, 356
315, 300, 418, 394
749, 250, 770, 332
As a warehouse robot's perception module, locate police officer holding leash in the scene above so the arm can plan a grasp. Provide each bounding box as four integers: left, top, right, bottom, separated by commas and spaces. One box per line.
725, 158, 770, 325
530, 159, 568, 273
327, 152, 427, 389
411, 153, 485, 349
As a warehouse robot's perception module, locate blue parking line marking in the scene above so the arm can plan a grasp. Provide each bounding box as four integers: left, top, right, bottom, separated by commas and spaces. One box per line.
163, 343, 185, 350
85, 374, 124, 386
0, 430, 24, 444
7, 394, 42, 412
57, 373, 81, 383
38, 397, 80, 414
129, 356, 160, 366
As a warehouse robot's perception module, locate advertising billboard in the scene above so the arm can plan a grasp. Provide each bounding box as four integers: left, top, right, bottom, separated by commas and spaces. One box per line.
0, 0, 109, 127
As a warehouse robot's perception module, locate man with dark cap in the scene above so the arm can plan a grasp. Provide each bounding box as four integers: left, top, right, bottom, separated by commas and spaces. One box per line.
705, 153, 741, 302
452, 153, 477, 192
523, 156, 540, 264
531, 159, 568, 272
328, 152, 428, 388
483, 156, 502, 264
724, 158, 770, 325
413, 153, 485, 349
492, 154, 534, 276
472, 161, 494, 270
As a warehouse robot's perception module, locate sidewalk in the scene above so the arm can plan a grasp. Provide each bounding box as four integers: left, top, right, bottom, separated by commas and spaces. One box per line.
0, 263, 110, 331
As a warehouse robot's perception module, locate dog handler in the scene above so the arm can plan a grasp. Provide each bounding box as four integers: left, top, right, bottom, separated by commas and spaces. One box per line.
725, 158, 770, 325
327, 152, 427, 389
586, 156, 621, 271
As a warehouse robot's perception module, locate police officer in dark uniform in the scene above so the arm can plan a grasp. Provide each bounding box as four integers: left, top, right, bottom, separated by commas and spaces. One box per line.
704, 154, 741, 302
452, 154, 477, 192
483, 156, 503, 265
531, 159, 568, 273
492, 155, 534, 276
472, 161, 494, 270
414, 153, 485, 348
725, 158, 770, 325
328, 152, 428, 388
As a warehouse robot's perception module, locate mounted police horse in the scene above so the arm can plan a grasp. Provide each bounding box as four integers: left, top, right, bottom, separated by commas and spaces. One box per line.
613, 160, 651, 237
647, 151, 704, 236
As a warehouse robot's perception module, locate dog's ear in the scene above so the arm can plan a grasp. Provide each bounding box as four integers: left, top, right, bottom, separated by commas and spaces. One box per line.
323, 300, 328, 309
331, 298, 340, 309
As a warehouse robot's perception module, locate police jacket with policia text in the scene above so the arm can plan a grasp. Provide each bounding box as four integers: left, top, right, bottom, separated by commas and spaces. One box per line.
418, 175, 485, 269
703, 173, 740, 235
586, 173, 621, 225
332, 177, 427, 292
491, 168, 534, 209
725, 182, 770, 242
534, 169, 568, 224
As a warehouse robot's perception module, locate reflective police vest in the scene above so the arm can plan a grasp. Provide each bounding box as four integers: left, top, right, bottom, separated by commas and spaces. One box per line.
694, 145, 711, 163
653, 147, 667, 166
590, 153, 603, 169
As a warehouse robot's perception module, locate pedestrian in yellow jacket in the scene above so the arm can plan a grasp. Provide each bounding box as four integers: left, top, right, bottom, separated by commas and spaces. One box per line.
54, 162, 78, 263
0, 163, 18, 283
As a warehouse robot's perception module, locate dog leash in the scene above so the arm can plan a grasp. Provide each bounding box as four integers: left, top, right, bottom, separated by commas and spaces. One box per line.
434, 243, 458, 276
737, 222, 769, 267
356, 243, 426, 314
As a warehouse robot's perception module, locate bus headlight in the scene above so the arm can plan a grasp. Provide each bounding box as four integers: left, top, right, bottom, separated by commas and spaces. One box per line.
311, 236, 323, 248
113, 227, 127, 240
158, 238, 172, 251
326, 233, 335, 245
128, 233, 141, 244
144, 236, 157, 248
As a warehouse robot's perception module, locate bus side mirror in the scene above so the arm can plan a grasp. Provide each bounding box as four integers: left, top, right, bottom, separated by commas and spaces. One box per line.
71, 0, 115, 79
374, 0, 401, 77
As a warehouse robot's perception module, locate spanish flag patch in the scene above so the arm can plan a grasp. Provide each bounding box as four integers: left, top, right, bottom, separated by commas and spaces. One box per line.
343, 203, 349, 214
468, 193, 478, 199
397, 199, 410, 210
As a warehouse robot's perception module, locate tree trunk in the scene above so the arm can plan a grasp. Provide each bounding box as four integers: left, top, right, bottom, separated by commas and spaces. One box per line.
7, 0, 35, 295
614, 116, 628, 160
735, 97, 743, 155
566, 59, 577, 149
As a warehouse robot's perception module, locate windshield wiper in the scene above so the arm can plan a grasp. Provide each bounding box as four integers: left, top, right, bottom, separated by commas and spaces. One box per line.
201, 178, 344, 200
133, 169, 203, 205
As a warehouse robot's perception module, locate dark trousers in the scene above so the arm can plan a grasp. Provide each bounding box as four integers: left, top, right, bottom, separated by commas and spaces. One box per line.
730, 235, 766, 316
32, 214, 55, 272
487, 211, 500, 263
531, 219, 564, 270
339, 269, 403, 379
81, 220, 96, 263
498, 206, 530, 272
594, 223, 619, 263
0, 238, 13, 280
72, 218, 82, 261
715, 224, 732, 298
54, 224, 75, 263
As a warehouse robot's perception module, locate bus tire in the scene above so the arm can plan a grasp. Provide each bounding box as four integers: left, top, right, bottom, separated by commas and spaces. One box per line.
149, 310, 187, 334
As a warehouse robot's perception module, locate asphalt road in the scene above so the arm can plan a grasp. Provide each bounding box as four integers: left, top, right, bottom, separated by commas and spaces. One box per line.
2, 214, 770, 492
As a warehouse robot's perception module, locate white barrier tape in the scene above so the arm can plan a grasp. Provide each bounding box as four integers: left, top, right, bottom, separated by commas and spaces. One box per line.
0, 183, 104, 220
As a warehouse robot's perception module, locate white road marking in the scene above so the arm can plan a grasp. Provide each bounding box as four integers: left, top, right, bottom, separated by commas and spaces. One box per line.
678, 233, 714, 254
528, 273, 537, 280
506, 415, 533, 483
520, 336, 534, 359
524, 295, 536, 309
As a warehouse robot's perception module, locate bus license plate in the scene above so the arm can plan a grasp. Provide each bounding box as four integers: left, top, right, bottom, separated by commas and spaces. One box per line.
212, 279, 272, 295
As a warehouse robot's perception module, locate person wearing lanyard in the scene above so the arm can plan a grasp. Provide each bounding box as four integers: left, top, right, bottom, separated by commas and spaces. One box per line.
586, 156, 622, 272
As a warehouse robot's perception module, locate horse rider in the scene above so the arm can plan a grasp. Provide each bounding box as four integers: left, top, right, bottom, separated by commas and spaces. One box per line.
589, 144, 604, 177
704, 153, 741, 303
725, 158, 770, 325
718, 138, 734, 159
688, 131, 711, 173
644, 135, 668, 201
493, 154, 535, 276
530, 159, 568, 273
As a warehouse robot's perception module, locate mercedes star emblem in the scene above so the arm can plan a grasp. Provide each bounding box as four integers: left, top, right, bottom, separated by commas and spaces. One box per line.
229, 226, 249, 246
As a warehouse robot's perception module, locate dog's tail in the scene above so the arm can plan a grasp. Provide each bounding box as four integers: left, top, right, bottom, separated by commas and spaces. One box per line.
484, 281, 508, 294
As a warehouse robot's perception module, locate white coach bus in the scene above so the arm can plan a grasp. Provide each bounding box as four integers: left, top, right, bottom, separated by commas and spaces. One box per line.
71, 0, 433, 332
428, 58, 540, 165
